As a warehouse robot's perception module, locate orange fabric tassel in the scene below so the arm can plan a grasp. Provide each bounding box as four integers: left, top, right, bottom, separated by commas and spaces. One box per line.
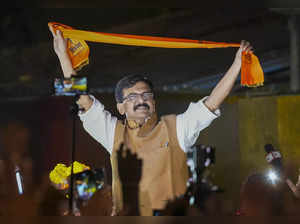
241, 51, 264, 87
48, 22, 264, 87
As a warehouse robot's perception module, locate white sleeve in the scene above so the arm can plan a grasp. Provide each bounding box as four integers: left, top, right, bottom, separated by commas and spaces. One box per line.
176, 96, 221, 153
78, 95, 117, 155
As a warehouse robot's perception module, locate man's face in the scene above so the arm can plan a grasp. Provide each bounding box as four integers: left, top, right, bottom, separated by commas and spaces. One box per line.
117, 81, 155, 122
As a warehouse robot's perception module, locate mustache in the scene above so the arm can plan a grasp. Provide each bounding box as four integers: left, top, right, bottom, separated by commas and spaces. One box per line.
134, 103, 150, 111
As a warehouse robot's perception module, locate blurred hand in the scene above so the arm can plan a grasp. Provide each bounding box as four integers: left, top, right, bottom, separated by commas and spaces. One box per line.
286, 170, 300, 198
296, 169, 300, 186
117, 144, 142, 186
76, 95, 93, 112
116, 144, 142, 216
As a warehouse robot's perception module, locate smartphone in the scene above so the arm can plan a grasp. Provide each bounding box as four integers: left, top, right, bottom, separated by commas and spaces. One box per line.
54, 76, 88, 96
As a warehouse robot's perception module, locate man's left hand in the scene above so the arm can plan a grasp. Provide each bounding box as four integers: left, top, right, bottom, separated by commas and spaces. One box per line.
234, 40, 253, 63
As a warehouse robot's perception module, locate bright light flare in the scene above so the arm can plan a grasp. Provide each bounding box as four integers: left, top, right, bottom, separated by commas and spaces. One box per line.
267, 171, 278, 185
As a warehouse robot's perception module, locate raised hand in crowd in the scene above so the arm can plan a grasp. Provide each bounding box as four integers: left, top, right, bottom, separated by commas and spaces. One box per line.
116, 144, 143, 215
286, 169, 300, 198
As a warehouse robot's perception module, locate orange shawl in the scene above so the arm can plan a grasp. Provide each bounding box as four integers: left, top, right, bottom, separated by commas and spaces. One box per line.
49, 22, 264, 87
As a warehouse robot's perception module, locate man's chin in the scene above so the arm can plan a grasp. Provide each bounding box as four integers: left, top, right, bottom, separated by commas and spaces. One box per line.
132, 111, 152, 119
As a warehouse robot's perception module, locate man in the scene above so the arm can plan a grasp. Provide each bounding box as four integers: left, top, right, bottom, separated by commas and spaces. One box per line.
50, 26, 252, 216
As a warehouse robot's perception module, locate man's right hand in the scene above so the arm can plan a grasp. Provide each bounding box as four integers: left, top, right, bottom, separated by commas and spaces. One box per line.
49, 25, 76, 78
76, 95, 93, 113
49, 25, 68, 58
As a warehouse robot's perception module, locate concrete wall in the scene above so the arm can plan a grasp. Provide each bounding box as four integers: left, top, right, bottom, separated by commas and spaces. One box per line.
238, 95, 300, 180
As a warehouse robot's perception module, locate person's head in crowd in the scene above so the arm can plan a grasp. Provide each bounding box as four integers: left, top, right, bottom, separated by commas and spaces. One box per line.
160, 197, 199, 216
264, 143, 275, 153
239, 172, 284, 216
38, 184, 69, 216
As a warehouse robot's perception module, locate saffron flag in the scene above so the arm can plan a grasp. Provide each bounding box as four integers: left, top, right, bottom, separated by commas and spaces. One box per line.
48, 22, 264, 87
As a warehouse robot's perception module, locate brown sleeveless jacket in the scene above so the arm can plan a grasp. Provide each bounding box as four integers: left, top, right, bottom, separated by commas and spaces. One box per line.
110, 113, 189, 216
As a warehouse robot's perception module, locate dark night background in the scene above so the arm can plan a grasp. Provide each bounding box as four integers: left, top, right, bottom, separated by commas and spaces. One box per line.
0, 7, 300, 216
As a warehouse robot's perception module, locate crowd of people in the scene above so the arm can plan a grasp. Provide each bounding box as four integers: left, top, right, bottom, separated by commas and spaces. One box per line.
0, 121, 300, 216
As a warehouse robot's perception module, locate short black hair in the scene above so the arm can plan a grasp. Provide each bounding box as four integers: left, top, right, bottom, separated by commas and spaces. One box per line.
114, 74, 154, 103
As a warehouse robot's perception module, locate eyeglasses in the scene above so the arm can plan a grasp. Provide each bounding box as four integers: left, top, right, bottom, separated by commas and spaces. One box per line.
123, 92, 154, 102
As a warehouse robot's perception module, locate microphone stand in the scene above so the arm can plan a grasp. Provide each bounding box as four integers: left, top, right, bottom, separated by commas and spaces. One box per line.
68, 94, 80, 215
56, 75, 88, 215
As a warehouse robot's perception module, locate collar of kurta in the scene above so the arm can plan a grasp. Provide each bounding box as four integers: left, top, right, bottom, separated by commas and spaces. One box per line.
126, 113, 158, 137
48, 22, 264, 87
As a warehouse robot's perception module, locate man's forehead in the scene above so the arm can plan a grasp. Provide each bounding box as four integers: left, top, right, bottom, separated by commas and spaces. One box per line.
124, 81, 151, 94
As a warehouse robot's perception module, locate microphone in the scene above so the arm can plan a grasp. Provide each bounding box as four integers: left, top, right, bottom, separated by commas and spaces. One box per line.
264, 144, 283, 175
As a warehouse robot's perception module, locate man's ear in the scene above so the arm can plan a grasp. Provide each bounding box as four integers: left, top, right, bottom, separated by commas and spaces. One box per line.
117, 103, 125, 115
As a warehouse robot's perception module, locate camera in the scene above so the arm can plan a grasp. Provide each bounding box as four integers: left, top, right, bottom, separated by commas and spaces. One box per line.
186, 144, 216, 175
185, 144, 221, 208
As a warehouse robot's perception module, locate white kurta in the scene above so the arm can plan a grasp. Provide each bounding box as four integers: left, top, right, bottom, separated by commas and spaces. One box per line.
79, 96, 220, 154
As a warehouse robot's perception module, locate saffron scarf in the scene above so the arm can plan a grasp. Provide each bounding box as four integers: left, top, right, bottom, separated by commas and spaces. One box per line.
49, 22, 264, 87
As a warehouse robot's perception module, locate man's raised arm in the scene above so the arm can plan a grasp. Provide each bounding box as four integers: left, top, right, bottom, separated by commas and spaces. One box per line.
49, 25, 93, 111
204, 40, 253, 112
49, 25, 76, 79
176, 40, 253, 152
49, 25, 116, 154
